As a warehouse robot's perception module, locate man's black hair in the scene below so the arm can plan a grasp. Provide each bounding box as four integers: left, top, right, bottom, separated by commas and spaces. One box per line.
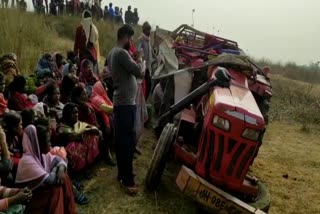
117, 24, 134, 40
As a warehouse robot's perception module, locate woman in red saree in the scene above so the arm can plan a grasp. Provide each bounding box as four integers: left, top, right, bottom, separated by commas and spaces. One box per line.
7, 75, 34, 111
90, 81, 115, 165
15, 125, 76, 214
71, 85, 97, 126
0, 73, 8, 117
56, 103, 100, 172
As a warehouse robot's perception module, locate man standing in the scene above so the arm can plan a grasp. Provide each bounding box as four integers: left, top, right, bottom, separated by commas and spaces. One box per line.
108, 3, 115, 22
107, 24, 144, 196
136, 22, 153, 99
124, 5, 133, 24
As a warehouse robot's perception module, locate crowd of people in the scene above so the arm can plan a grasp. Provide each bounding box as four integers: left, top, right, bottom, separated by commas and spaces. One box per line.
0, 8, 154, 213
0, 0, 141, 25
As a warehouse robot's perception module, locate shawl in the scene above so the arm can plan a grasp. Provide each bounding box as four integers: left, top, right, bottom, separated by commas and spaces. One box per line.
15, 125, 67, 189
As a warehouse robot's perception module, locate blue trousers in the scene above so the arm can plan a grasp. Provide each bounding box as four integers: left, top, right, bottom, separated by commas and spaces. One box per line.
114, 105, 136, 186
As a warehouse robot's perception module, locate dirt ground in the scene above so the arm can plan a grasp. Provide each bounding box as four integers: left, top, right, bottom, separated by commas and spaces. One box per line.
78, 121, 320, 214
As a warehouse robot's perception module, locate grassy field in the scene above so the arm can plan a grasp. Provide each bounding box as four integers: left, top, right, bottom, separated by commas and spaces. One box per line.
1, 8, 320, 214
78, 120, 320, 214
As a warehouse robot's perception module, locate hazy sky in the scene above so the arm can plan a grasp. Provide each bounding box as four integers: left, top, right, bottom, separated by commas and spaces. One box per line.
27, 0, 319, 65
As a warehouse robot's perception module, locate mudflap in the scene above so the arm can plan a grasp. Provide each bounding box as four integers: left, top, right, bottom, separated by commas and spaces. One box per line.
176, 166, 267, 214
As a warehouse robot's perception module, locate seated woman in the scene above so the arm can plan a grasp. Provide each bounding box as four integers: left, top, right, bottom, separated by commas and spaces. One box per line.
35, 53, 54, 80
52, 53, 64, 81
7, 75, 34, 111
63, 63, 78, 79
0, 73, 8, 117
0, 185, 32, 214
15, 125, 76, 214
0, 126, 13, 186
90, 81, 113, 128
0, 126, 33, 214
3, 113, 23, 176
100, 63, 114, 102
60, 75, 78, 104
43, 84, 64, 121
57, 103, 100, 172
71, 85, 97, 126
90, 81, 115, 165
0, 54, 20, 92
33, 118, 89, 205
79, 59, 98, 96
35, 70, 55, 102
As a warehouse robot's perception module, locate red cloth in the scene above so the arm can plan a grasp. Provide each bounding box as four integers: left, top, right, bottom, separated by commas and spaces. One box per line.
79, 59, 98, 86
65, 134, 99, 171
25, 175, 76, 214
90, 81, 113, 127
74, 25, 87, 61
74, 26, 97, 62
78, 102, 98, 127
0, 94, 7, 117
8, 92, 34, 111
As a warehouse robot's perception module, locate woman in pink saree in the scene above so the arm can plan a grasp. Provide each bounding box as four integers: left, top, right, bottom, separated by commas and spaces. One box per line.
15, 125, 76, 214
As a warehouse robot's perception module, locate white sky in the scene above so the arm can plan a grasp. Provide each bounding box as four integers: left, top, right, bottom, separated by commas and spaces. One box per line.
26, 0, 320, 65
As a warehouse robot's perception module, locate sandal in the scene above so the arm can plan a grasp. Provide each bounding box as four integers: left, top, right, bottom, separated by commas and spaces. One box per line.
75, 192, 89, 205
73, 181, 84, 191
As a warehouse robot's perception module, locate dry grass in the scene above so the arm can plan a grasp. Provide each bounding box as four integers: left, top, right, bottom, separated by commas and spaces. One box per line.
253, 122, 320, 214
269, 74, 320, 124
78, 129, 197, 214
77, 121, 320, 214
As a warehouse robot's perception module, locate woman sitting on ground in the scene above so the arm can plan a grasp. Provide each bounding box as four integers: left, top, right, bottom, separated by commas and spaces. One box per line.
79, 59, 98, 96
60, 74, 78, 104
0, 53, 20, 92
7, 75, 34, 111
56, 103, 100, 172
90, 80, 115, 165
33, 118, 89, 205
71, 85, 98, 126
43, 84, 64, 121
52, 52, 64, 81
15, 125, 76, 214
3, 113, 23, 177
63, 63, 78, 79
0, 126, 14, 186
36, 53, 54, 80
0, 73, 8, 117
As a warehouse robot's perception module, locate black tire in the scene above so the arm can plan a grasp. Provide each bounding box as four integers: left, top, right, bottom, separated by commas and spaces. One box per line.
249, 181, 271, 213
145, 123, 176, 191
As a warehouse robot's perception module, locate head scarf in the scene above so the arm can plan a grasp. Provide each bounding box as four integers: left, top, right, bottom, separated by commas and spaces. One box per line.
81, 10, 98, 45
52, 52, 64, 80
15, 125, 67, 189
36, 54, 54, 79
0, 58, 20, 88
79, 59, 98, 86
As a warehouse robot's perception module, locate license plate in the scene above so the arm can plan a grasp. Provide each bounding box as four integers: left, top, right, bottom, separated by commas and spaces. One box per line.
196, 185, 253, 214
